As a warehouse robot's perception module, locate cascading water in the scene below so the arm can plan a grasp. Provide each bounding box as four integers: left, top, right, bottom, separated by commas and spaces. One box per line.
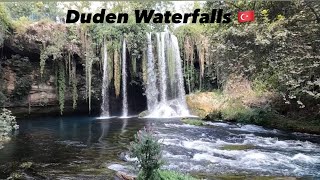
172, 35, 189, 115
100, 38, 110, 117
121, 39, 128, 117
146, 33, 159, 111
157, 33, 167, 103
145, 32, 190, 118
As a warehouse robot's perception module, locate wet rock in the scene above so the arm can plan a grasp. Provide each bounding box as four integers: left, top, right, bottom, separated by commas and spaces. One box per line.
107, 164, 137, 180
138, 110, 149, 117
116, 171, 136, 180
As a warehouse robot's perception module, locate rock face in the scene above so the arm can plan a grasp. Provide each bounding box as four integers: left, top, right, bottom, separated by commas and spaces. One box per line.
0, 22, 147, 117
0, 22, 89, 116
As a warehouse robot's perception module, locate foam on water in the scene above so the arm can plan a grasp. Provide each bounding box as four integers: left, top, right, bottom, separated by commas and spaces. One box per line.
232, 124, 280, 134
145, 100, 190, 118
156, 121, 320, 176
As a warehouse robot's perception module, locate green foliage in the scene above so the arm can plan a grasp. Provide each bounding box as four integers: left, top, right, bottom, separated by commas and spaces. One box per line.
220, 102, 278, 126
6, 55, 33, 101
11, 16, 31, 34
4, 2, 63, 21
71, 59, 78, 110
175, 1, 320, 113
0, 3, 11, 28
158, 170, 196, 180
182, 118, 204, 126
39, 29, 66, 77
0, 108, 18, 139
130, 127, 162, 180
12, 76, 32, 101
220, 144, 254, 151
0, 3, 11, 47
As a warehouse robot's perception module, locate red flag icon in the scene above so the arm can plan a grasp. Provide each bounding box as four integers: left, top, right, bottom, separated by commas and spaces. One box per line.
238, 10, 255, 23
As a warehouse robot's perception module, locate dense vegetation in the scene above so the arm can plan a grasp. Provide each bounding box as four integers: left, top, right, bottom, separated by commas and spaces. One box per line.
177, 1, 320, 129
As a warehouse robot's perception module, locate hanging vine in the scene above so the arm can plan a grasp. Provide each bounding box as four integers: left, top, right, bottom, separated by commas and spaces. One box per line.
108, 45, 114, 83
142, 50, 147, 86
114, 48, 121, 97
71, 57, 78, 109
58, 61, 66, 115
39, 43, 47, 77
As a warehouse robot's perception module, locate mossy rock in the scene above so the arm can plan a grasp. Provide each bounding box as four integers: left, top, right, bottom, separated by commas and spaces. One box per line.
138, 110, 149, 118
20, 162, 33, 169
219, 144, 254, 151
181, 118, 204, 126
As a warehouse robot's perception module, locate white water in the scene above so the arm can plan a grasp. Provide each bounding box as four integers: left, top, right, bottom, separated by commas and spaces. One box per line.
146, 33, 159, 111
171, 35, 189, 115
157, 33, 167, 103
144, 32, 190, 118
155, 121, 320, 176
100, 38, 110, 117
121, 39, 128, 117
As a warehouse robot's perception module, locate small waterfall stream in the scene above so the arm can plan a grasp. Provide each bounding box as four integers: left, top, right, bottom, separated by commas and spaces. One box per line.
157, 33, 168, 103
146, 32, 190, 118
146, 33, 159, 111
172, 35, 189, 114
121, 39, 128, 117
100, 38, 110, 117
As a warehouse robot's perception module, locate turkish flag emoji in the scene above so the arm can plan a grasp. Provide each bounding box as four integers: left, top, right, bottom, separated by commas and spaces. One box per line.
238, 10, 255, 23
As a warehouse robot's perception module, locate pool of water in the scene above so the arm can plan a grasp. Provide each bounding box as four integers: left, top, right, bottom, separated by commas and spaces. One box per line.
0, 116, 319, 179
0, 116, 146, 179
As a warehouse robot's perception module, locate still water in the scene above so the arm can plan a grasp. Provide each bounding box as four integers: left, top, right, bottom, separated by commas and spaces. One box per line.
0, 116, 319, 179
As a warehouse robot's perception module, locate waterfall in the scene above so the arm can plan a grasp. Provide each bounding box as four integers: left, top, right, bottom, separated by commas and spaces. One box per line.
157, 33, 168, 103
121, 39, 128, 117
145, 32, 190, 118
100, 38, 110, 117
172, 35, 189, 114
146, 33, 159, 110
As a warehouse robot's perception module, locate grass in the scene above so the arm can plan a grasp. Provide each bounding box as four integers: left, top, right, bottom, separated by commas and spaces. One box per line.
181, 118, 205, 126
219, 144, 254, 151
158, 170, 197, 180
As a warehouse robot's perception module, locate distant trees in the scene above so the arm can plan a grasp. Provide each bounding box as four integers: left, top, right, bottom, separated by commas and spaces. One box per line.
4, 2, 63, 21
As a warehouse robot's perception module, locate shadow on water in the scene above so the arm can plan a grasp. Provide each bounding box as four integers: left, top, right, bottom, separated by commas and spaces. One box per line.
0, 116, 147, 179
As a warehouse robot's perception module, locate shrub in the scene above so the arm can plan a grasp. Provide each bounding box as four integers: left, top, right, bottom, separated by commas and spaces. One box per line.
12, 76, 32, 100
130, 127, 162, 180
0, 108, 18, 139
158, 170, 196, 180
182, 118, 204, 126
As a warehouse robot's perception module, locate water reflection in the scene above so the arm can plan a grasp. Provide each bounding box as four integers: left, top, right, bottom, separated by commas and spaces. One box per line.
121, 118, 128, 134
0, 116, 147, 179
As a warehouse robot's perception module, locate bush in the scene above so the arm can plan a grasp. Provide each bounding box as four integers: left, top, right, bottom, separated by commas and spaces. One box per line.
0, 108, 18, 139
130, 127, 162, 180
158, 170, 196, 180
182, 118, 204, 126
12, 76, 32, 100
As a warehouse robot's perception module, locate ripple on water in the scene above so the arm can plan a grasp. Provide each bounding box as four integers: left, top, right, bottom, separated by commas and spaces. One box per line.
157, 122, 320, 177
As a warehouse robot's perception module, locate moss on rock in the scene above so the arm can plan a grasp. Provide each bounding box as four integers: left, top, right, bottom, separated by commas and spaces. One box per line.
181, 118, 205, 126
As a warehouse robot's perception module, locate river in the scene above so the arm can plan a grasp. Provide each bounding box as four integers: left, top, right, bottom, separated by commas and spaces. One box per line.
0, 116, 319, 179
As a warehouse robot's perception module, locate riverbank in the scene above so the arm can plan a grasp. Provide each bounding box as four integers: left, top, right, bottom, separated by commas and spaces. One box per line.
186, 91, 320, 134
